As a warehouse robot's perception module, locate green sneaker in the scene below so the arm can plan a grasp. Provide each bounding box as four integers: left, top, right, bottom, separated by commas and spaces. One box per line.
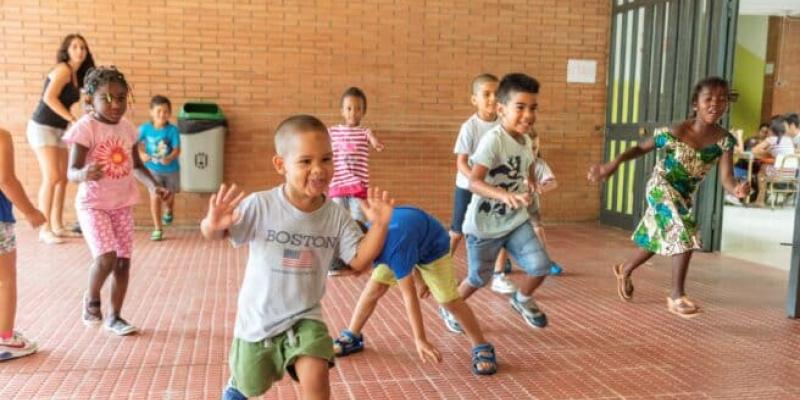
162, 212, 174, 226
150, 230, 163, 241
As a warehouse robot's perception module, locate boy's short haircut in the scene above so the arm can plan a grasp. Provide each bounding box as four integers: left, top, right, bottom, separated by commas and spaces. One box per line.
274, 114, 329, 156
341, 87, 367, 112
150, 95, 171, 110
471, 73, 499, 95
785, 113, 799, 127
496, 73, 540, 104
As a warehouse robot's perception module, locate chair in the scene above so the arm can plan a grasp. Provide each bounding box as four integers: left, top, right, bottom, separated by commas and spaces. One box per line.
764, 154, 800, 208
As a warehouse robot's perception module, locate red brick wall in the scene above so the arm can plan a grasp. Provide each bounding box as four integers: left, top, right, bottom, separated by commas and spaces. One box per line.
770, 17, 800, 116
0, 1, 609, 227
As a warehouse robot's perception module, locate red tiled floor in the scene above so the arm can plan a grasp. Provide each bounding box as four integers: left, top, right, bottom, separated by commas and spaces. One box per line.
1, 223, 798, 399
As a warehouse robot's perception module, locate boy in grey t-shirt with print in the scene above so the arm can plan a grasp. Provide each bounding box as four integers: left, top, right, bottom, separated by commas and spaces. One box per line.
201, 115, 394, 400
438, 73, 553, 333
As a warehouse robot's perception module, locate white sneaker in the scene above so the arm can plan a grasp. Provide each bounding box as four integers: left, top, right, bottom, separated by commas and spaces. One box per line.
491, 273, 516, 295
0, 332, 38, 361
38, 230, 64, 244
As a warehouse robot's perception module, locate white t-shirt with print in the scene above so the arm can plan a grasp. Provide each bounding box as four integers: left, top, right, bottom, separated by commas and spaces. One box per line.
463, 125, 535, 239
229, 186, 363, 342
453, 114, 500, 189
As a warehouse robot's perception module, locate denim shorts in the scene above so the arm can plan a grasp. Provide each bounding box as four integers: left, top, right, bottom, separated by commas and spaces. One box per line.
450, 186, 473, 234
465, 221, 550, 288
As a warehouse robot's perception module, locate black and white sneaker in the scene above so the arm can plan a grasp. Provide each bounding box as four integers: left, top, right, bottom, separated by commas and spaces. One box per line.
510, 294, 548, 328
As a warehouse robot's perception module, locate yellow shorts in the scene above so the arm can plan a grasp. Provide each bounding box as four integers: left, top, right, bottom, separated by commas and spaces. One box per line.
371, 254, 460, 304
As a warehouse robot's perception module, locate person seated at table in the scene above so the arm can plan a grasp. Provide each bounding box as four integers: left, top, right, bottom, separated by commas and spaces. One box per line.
752, 117, 796, 206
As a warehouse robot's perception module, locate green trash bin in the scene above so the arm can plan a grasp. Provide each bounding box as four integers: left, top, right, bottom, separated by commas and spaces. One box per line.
177, 102, 227, 193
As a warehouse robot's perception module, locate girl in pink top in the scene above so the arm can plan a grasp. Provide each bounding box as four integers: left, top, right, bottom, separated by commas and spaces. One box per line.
328, 87, 384, 275
65, 67, 171, 336
329, 87, 384, 222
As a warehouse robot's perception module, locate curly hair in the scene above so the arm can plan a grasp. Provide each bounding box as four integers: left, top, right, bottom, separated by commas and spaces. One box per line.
83, 66, 130, 97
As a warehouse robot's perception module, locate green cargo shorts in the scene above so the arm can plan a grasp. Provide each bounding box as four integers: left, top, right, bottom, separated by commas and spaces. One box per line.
228, 319, 335, 397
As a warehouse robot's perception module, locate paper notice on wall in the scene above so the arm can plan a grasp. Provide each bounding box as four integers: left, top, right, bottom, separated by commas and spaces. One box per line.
567, 59, 597, 84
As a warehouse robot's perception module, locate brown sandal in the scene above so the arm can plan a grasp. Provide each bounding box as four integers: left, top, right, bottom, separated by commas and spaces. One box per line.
666, 296, 702, 318
612, 264, 633, 301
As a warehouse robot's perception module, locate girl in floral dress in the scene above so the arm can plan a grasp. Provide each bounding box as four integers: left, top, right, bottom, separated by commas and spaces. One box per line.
588, 77, 749, 318
65, 67, 171, 335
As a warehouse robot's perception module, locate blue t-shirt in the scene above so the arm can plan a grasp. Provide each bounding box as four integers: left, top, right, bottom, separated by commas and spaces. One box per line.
373, 207, 450, 280
138, 122, 181, 174
0, 190, 14, 223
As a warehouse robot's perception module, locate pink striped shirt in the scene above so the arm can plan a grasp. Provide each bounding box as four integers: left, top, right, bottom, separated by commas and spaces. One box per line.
329, 125, 372, 198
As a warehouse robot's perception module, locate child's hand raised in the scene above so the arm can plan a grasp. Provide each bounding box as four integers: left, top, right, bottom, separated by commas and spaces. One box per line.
587, 163, 614, 183
358, 187, 394, 226
415, 339, 442, 363
204, 183, 246, 232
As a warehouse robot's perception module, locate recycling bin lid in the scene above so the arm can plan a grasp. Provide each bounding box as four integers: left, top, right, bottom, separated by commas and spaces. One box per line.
179, 102, 225, 121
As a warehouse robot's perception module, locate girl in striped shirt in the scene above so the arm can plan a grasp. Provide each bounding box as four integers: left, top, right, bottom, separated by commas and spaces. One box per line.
328, 87, 384, 275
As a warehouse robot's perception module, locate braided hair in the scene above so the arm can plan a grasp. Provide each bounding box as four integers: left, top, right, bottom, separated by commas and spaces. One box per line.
83, 65, 130, 97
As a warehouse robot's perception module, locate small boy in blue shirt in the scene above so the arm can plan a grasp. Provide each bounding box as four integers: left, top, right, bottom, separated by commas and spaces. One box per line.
333, 206, 497, 375
138, 95, 180, 241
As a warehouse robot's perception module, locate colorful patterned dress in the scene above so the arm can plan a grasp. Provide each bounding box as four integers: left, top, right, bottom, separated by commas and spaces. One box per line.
632, 127, 736, 255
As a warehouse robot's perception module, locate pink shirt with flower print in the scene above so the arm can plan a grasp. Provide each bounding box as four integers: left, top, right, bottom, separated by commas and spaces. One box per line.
63, 115, 140, 210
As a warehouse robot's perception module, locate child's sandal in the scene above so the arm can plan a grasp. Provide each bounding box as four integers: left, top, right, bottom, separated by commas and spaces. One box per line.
333, 330, 364, 357
82, 295, 102, 326
471, 343, 497, 376
613, 264, 633, 301
667, 296, 701, 318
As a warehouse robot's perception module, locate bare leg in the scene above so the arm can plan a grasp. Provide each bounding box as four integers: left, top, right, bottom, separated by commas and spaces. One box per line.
347, 280, 390, 334
88, 252, 116, 303
165, 194, 175, 217
294, 356, 330, 400
109, 258, 131, 317
494, 248, 508, 274
442, 299, 485, 345
622, 248, 656, 278
670, 251, 693, 300
518, 275, 546, 297
457, 280, 480, 301
448, 231, 463, 257
50, 148, 68, 230
33, 146, 61, 233
0, 251, 17, 333
149, 193, 162, 232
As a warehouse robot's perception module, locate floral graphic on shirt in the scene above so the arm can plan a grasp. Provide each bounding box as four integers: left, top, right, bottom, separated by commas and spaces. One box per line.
94, 136, 132, 179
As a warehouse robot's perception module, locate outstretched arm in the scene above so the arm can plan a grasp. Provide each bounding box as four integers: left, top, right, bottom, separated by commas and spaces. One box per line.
366, 130, 385, 152
397, 275, 441, 363
588, 137, 655, 183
